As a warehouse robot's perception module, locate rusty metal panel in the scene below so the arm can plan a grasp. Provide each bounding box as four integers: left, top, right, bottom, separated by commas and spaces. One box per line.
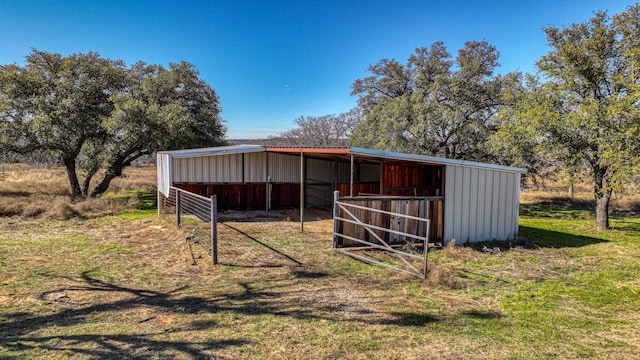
268, 153, 300, 183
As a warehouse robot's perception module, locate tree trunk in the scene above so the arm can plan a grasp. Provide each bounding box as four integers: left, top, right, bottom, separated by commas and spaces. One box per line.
90, 164, 124, 198
90, 173, 117, 198
568, 183, 574, 198
595, 191, 611, 231
593, 167, 611, 231
81, 165, 100, 197
63, 157, 84, 199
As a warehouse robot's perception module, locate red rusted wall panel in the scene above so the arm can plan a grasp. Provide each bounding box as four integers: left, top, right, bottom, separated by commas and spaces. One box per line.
173, 183, 299, 210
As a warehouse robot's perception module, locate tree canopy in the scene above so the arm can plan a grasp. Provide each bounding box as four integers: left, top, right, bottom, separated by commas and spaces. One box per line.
0, 50, 226, 198
493, 5, 640, 230
349, 40, 510, 161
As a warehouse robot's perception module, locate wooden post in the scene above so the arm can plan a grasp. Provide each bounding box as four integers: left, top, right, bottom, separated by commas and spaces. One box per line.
211, 195, 218, 265
176, 190, 181, 228
300, 151, 305, 232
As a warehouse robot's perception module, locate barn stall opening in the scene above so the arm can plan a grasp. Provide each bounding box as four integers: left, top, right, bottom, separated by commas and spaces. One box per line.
157, 145, 526, 246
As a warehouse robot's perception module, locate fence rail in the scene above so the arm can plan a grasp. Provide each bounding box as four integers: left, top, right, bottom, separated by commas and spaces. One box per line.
332, 191, 438, 279
159, 187, 218, 264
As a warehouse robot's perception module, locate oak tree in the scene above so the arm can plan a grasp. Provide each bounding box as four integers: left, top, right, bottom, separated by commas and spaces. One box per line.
350, 40, 509, 161
0, 50, 226, 198
493, 6, 640, 230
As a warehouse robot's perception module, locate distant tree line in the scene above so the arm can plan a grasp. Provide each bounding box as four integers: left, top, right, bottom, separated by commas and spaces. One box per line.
0, 50, 226, 198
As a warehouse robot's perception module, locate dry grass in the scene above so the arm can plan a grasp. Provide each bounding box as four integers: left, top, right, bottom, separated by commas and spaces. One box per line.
520, 182, 640, 212
0, 165, 156, 219
1, 166, 640, 358
3, 209, 637, 359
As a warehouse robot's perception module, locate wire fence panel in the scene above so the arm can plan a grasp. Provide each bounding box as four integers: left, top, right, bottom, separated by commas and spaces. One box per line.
159, 187, 218, 264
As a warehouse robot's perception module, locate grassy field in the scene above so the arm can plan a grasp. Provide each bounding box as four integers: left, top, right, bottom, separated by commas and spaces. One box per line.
1, 166, 639, 359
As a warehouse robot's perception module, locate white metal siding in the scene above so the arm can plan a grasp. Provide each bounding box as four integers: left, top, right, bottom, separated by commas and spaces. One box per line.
268, 153, 300, 183
244, 152, 266, 182
156, 153, 171, 196
444, 164, 521, 243
173, 154, 243, 183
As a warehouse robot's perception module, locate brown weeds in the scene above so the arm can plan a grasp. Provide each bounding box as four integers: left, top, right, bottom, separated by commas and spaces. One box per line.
0, 165, 156, 219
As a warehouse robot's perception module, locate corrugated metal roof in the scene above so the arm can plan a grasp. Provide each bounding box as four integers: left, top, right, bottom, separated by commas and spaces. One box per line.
159, 145, 527, 173
349, 147, 528, 174
158, 144, 265, 158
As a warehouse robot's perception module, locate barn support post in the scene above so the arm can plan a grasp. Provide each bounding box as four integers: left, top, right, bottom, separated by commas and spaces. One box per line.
333, 190, 340, 249
176, 190, 181, 228
333, 158, 338, 193
349, 154, 354, 197
265, 152, 270, 217
211, 195, 218, 265
300, 151, 305, 232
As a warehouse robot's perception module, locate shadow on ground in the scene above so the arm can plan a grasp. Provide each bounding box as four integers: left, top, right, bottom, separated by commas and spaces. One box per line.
518, 225, 608, 248
0, 267, 504, 358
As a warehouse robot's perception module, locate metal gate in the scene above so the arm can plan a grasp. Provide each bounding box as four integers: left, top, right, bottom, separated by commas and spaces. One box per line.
332, 191, 433, 278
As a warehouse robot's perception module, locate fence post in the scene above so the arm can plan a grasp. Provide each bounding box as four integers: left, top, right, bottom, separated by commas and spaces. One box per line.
333, 191, 340, 249
176, 190, 181, 228
423, 219, 430, 279
211, 195, 218, 265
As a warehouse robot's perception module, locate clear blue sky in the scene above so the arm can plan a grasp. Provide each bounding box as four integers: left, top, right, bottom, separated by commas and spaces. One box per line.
0, 0, 634, 139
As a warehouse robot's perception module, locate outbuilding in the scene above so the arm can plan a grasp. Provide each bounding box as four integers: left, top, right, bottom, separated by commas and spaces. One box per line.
157, 145, 526, 244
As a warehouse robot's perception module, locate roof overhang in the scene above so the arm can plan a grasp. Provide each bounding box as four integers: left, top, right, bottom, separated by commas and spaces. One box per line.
157, 144, 265, 159
159, 145, 527, 174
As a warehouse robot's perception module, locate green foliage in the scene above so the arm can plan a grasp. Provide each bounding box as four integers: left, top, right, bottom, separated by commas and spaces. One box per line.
492, 5, 640, 230
0, 50, 226, 198
350, 41, 511, 161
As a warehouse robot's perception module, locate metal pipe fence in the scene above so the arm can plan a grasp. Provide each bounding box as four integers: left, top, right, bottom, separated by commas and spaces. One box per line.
160, 187, 218, 264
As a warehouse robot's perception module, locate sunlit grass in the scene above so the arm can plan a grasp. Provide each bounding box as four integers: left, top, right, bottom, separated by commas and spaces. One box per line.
1, 167, 639, 358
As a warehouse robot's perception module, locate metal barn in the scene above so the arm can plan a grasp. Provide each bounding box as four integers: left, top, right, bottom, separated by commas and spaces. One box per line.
157, 145, 526, 244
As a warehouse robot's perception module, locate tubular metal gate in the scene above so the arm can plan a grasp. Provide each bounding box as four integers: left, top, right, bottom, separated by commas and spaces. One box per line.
332, 191, 433, 278
159, 186, 218, 264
